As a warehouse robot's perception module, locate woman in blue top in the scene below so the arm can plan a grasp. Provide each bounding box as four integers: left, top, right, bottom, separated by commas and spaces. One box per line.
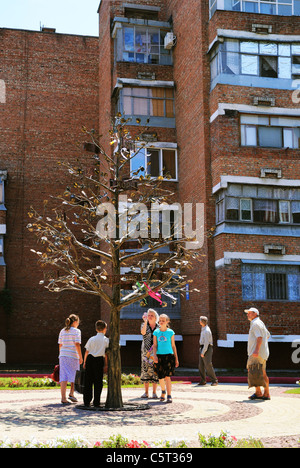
153, 314, 179, 403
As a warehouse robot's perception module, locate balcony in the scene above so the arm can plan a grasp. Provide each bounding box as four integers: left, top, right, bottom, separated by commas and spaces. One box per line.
112, 17, 173, 66
210, 38, 300, 90
210, 0, 300, 18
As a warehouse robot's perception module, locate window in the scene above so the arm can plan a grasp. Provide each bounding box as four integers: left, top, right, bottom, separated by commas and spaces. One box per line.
241, 198, 253, 221
122, 87, 175, 118
216, 184, 300, 225
118, 25, 172, 65
253, 199, 278, 223
131, 146, 178, 181
292, 201, 300, 223
242, 264, 300, 301
210, 38, 300, 81
241, 115, 300, 149
266, 272, 287, 300
0, 181, 4, 205
260, 56, 278, 78
210, 0, 300, 17
292, 56, 300, 76
279, 201, 290, 223
0, 172, 6, 207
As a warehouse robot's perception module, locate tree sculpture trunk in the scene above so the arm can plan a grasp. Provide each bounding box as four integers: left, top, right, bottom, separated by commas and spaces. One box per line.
106, 304, 123, 408
105, 250, 123, 409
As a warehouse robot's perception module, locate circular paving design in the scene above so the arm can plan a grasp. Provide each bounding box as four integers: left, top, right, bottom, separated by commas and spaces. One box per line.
0, 391, 262, 429
0, 384, 299, 447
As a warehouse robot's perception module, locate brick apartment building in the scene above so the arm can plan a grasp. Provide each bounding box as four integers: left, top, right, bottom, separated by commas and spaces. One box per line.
0, 28, 101, 364
0, 0, 299, 369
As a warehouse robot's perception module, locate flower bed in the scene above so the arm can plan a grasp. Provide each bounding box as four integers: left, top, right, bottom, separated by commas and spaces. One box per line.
0, 432, 265, 448
0, 374, 142, 390
0, 377, 57, 389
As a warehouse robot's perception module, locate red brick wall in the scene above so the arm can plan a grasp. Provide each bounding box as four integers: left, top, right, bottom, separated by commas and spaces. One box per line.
164, 0, 217, 347
98, 0, 179, 342
215, 259, 300, 338
0, 28, 100, 363
98, 1, 300, 370
107, 0, 169, 20
208, 9, 300, 45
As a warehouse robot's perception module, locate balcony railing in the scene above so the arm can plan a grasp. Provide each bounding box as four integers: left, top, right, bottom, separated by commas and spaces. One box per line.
210, 0, 300, 18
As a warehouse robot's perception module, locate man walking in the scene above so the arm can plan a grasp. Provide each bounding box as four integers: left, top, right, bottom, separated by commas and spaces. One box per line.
245, 307, 271, 400
198, 316, 218, 386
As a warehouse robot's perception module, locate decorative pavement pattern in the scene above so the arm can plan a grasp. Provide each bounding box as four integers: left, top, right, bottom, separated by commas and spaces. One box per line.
0, 383, 299, 447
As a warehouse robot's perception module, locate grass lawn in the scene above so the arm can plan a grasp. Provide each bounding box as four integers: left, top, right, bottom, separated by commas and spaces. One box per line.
285, 387, 300, 395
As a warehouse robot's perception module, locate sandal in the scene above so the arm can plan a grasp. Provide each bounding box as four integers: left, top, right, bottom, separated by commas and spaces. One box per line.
248, 393, 263, 400
166, 395, 173, 403
68, 395, 78, 403
160, 390, 166, 402
141, 393, 149, 399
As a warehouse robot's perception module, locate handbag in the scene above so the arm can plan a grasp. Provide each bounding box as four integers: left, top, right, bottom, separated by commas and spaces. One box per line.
75, 367, 85, 394
248, 357, 266, 389
50, 364, 60, 383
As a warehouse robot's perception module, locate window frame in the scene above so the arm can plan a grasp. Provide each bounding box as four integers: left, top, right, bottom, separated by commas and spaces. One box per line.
209, 0, 297, 18
216, 184, 300, 226
121, 86, 175, 119
119, 24, 172, 65
240, 198, 253, 222
211, 38, 300, 81
242, 263, 300, 302
130, 145, 178, 182
240, 114, 300, 149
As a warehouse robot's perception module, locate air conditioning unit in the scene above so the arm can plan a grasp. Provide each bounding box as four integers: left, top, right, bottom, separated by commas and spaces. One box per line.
164, 32, 175, 50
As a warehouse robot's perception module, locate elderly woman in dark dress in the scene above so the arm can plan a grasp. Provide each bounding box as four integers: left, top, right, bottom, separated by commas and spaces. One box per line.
140, 309, 159, 399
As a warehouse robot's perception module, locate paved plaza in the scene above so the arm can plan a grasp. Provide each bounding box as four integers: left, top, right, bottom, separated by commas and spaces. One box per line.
0, 383, 299, 447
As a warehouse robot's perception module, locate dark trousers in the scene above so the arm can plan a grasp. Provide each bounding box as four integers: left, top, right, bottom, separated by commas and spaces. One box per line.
198, 345, 218, 384
83, 355, 104, 407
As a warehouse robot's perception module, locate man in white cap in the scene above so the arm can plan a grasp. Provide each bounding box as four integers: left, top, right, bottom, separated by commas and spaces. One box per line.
245, 307, 271, 400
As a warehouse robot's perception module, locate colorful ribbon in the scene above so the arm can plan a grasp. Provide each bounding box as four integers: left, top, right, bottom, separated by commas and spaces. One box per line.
143, 282, 162, 305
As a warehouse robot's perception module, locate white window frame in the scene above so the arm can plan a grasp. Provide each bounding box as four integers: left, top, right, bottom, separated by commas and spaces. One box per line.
240, 198, 253, 222
240, 114, 300, 149
210, 0, 296, 18
131, 144, 178, 182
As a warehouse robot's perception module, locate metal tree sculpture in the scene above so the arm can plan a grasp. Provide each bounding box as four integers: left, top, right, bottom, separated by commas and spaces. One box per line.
27, 117, 204, 408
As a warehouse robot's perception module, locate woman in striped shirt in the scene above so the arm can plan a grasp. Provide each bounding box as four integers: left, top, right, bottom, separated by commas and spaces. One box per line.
58, 314, 83, 404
